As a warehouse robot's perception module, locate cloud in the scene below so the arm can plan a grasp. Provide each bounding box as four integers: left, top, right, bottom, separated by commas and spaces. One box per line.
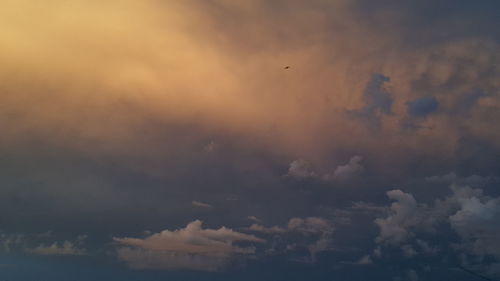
248, 216, 334, 261
247, 216, 261, 223
416, 239, 439, 255
287, 217, 333, 235
248, 224, 287, 234
1, 0, 497, 167
449, 193, 500, 259
249, 217, 333, 235
425, 172, 492, 186
287, 156, 364, 183
374, 190, 428, 245
286, 159, 317, 179
401, 244, 417, 258
373, 184, 500, 273
0, 232, 87, 257
192, 201, 213, 208
114, 220, 264, 271
0, 1, 499, 278
25, 241, 86, 256
324, 156, 364, 181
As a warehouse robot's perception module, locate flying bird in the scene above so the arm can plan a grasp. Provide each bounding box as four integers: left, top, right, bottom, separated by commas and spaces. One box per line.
284, 66, 290, 69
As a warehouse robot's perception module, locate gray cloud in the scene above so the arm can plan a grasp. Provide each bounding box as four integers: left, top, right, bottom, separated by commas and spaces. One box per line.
374, 190, 428, 245
248, 216, 334, 262
287, 156, 364, 183
324, 156, 364, 181
373, 184, 500, 274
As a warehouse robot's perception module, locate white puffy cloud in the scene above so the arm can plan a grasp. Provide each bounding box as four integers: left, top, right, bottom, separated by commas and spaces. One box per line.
113, 220, 265, 271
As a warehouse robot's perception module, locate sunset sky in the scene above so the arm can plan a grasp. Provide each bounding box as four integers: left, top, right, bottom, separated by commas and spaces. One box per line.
1, 1, 500, 280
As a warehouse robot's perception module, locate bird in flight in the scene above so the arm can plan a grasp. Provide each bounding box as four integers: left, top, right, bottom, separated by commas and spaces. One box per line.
284, 66, 290, 69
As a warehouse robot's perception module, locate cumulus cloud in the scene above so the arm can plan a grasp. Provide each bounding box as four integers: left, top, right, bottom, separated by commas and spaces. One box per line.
324, 156, 364, 181
374, 190, 429, 245
449, 194, 500, 259
287, 156, 364, 183
373, 184, 500, 273
113, 220, 264, 271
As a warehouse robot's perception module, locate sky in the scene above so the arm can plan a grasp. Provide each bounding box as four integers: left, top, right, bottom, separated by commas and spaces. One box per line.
0, 0, 499, 280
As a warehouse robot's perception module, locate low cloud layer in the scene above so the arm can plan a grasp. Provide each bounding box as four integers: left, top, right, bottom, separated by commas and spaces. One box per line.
114, 220, 264, 271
